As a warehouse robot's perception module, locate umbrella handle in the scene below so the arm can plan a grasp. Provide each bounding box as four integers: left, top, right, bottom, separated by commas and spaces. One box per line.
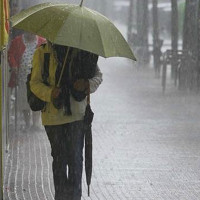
57, 47, 70, 88
87, 85, 90, 104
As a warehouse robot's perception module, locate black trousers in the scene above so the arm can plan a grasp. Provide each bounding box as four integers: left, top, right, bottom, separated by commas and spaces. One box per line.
45, 121, 84, 200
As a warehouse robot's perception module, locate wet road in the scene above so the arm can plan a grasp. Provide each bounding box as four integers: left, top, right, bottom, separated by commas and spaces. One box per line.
3, 57, 200, 199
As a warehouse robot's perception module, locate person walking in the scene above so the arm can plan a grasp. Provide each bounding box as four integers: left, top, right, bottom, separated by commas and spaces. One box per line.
8, 32, 46, 131
30, 42, 102, 200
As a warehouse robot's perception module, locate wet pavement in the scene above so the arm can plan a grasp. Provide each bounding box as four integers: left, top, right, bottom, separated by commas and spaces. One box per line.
3, 57, 200, 200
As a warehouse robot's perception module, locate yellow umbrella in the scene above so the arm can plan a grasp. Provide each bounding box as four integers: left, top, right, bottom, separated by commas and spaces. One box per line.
10, 2, 136, 60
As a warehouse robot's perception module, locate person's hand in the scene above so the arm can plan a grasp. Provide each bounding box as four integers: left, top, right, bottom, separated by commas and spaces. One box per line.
73, 79, 89, 92
51, 87, 61, 99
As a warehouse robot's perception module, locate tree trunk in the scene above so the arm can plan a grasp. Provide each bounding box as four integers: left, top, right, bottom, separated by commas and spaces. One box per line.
136, 0, 149, 64
171, 0, 178, 80
179, 0, 198, 90
127, 0, 134, 44
196, 0, 200, 90
142, 0, 149, 64
152, 0, 160, 77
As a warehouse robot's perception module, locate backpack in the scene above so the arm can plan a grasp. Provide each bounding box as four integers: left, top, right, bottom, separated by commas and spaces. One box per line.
26, 53, 50, 111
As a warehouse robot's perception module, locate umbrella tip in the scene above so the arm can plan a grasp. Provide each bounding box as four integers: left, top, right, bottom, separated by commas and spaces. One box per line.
80, 0, 84, 7
88, 186, 90, 196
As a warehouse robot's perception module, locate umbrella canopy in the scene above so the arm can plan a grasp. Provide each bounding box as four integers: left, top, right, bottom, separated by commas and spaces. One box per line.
10, 2, 136, 60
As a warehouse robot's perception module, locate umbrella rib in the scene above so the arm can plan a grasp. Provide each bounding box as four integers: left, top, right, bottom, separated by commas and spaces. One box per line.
79, 7, 84, 48
95, 23, 106, 56
32, 6, 74, 40
86, 8, 120, 58
86, 8, 135, 59
77, 7, 106, 56
34, 17, 55, 38
11, 3, 54, 26
103, 22, 120, 57
89, 12, 106, 57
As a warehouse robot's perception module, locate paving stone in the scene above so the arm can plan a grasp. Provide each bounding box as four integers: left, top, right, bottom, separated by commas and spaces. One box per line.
3, 58, 200, 199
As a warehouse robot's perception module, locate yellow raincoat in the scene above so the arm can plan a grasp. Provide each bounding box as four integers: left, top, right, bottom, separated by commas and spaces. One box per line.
30, 43, 102, 126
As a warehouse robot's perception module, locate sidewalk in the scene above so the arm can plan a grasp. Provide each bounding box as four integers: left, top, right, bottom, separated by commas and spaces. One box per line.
3, 57, 200, 200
